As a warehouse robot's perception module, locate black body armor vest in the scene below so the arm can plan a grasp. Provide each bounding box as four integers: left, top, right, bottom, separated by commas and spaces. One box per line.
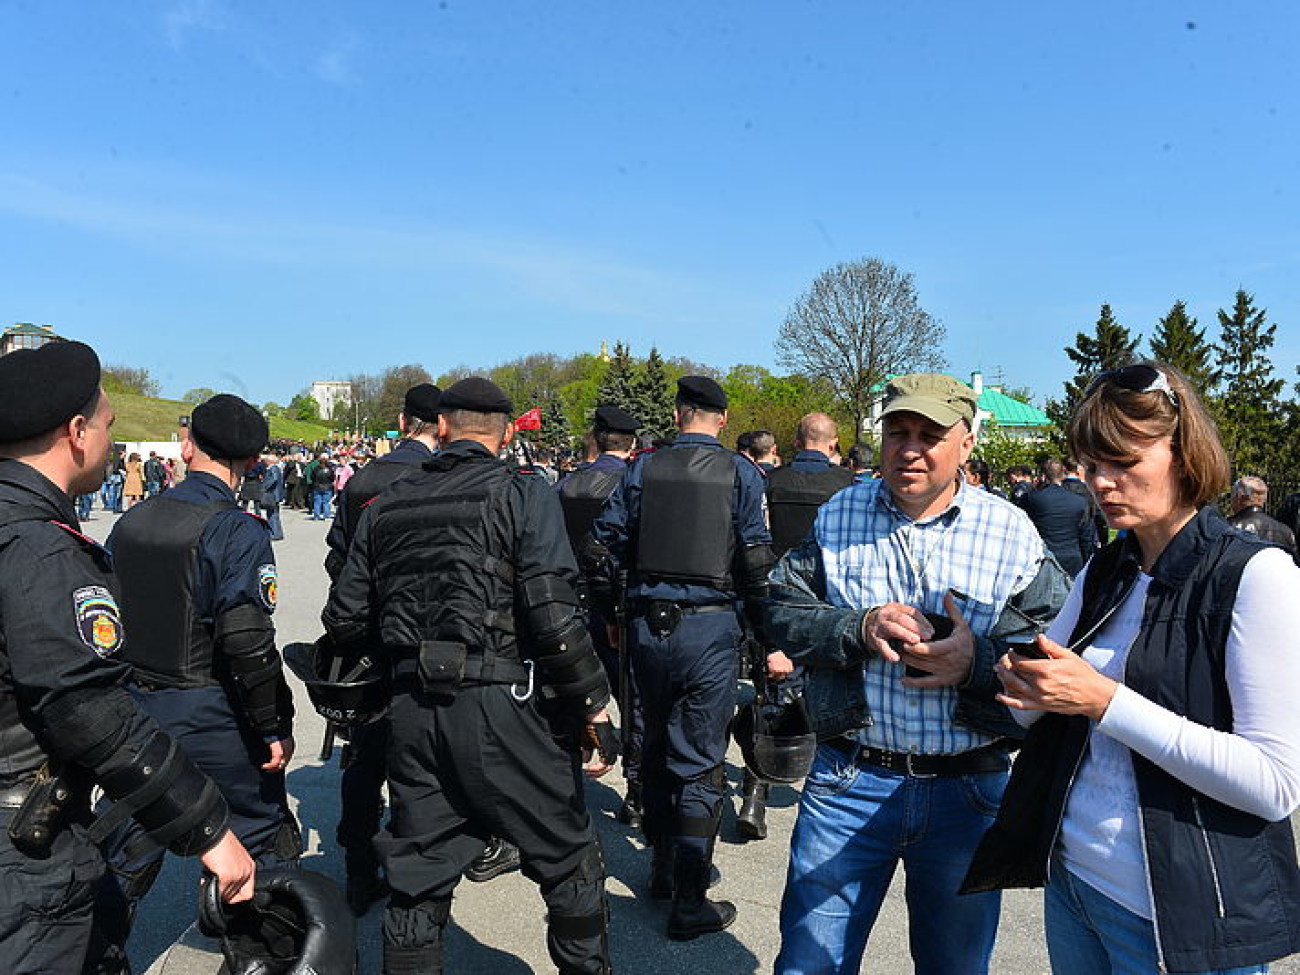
636, 447, 736, 589
766, 465, 855, 557
110, 497, 234, 688
557, 464, 624, 556
368, 452, 520, 660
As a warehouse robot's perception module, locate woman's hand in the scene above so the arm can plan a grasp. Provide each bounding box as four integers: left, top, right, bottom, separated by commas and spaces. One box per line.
995, 635, 1119, 722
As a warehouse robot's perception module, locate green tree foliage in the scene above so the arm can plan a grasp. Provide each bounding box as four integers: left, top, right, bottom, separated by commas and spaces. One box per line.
1214, 289, 1284, 473
374, 364, 434, 434
288, 391, 321, 423
629, 347, 676, 439
596, 341, 637, 412
1149, 300, 1219, 396
775, 257, 946, 438
533, 396, 572, 454
102, 364, 160, 398
720, 365, 846, 454
1047, 303, 1139, 441
182, 387, 218, 405
973, 420, 1049, 483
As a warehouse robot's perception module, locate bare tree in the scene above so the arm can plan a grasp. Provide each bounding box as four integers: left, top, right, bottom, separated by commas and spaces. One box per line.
776, 257, 946, 436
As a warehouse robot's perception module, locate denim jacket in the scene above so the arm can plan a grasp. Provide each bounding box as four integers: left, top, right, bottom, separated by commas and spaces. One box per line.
766, 534, 1070, 742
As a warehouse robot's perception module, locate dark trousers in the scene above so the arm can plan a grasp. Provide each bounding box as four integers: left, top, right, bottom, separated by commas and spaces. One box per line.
379, 683, 609, 974
337, 717, 390, 857
87, 687, 298, 975
590, 609, 642, 785
0, 811, 104, 975
629, 609, 740, 863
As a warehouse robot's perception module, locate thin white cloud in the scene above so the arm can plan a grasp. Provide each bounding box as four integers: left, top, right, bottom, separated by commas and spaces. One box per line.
315, 35, 362, 87
162, 0, 227, 51
0, 172, 705, 323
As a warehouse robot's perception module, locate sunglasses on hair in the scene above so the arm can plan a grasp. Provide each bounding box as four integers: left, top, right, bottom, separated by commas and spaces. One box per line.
1084, 364, 1180, 411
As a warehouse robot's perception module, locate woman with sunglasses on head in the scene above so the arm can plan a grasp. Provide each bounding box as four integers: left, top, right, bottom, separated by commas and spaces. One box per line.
962, 362, 1300, 974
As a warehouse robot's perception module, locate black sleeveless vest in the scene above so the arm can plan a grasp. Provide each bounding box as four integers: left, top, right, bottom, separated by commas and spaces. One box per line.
109, 496, 234, 688
766, 465, 855, 557
557, 462, 624, 556
367, 452, 521, 660
636, 447, 736, 589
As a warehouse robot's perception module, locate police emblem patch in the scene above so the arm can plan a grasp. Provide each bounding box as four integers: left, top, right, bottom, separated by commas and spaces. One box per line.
258, 564, 278, 612
73, 586, 124, 657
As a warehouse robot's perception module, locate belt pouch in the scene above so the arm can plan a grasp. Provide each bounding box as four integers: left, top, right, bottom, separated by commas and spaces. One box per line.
646, 601, 682, 639
418, 641, 467, 694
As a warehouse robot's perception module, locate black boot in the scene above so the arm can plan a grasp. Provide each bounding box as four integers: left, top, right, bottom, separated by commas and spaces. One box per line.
666, 857, 736, 941
345, 848, 389, 916
616, 781, 643, 830
648, 836, 675, 900
736, 771, 770, 841
465, 837, 522, 883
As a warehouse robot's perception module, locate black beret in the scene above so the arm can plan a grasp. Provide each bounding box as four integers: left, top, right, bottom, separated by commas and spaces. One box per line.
0, 340, 102, 443
676, 375, 728, 411
190, 394, 269, 461
439, 377, 513, 415
402, 383, 442, 422
593, 405, 640, 434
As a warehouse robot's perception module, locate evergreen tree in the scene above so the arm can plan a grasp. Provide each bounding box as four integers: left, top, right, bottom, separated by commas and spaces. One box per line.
535, 395, 572, 454
1214, 289, 1284, 473
1149, 300, 1219, 395
630, 347, 676, 440
1047, 303, 1139, 439
595, 341, 637, 413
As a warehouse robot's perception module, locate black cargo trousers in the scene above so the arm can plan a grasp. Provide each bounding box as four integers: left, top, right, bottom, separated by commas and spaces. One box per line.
378, 678, 610, 975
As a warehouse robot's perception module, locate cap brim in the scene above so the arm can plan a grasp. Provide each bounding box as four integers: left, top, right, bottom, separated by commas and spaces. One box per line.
880, 397, 967, 428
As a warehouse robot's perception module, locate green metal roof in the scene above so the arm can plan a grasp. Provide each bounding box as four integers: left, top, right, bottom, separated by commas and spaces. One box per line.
978, 385, 1051, 428
4, 322, 60, 338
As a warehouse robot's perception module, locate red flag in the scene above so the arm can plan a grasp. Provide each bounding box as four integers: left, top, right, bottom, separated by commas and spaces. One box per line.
515, 407, 542, 430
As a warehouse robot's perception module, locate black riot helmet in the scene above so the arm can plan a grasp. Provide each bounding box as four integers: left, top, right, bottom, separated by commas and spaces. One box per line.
733, 695, 818, 785
199, 867, 357, 975
283, 636, 389, 728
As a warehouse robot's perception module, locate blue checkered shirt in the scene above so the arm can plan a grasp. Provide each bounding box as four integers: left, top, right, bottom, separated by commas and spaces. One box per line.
814, 478, 1045, 755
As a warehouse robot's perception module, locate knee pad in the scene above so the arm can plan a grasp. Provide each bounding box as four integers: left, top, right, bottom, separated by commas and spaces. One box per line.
382, 895, 452, 949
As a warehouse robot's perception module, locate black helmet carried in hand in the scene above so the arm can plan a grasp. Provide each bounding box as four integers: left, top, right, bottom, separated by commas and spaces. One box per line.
199, 867, 357, 975
283, 636, 389, 728
733, 694, 818, 784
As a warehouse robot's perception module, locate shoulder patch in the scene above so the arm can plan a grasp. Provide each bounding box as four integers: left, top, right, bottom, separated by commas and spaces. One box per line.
257, 564, 278, 611
73, 585, 124, 657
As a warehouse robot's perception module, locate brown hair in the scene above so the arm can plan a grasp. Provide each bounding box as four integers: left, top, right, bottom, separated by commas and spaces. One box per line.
1067, 361, 1229, 508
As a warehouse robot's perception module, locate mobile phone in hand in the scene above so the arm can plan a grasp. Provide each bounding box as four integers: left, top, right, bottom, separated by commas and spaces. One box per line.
1008, 639, 1048, 660
903, 613, 955, 677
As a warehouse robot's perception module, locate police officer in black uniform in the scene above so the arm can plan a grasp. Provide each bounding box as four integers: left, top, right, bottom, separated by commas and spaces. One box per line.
737, 411, 853, 840
0, 342, 255, 975
584, 376, 773, 940
89, 393, 299, 973
557, 405, 646, 827
323, 377, 617, 975
324, 382, 453, 912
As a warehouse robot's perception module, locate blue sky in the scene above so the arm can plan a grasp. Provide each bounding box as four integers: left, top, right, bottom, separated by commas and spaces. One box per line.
2, 1, 1296, 407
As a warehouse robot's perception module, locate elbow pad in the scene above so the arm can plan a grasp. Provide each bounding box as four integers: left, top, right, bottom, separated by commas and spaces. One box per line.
520, 574, 611, 714
217, 604, 294, 738
738, 544, 776, 601
42, 691, 229, 857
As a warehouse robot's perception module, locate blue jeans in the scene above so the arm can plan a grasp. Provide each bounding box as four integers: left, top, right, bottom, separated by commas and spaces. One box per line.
1046, 863, 1268, 975
311, 489, 332, 520
775, 744, 1007, 975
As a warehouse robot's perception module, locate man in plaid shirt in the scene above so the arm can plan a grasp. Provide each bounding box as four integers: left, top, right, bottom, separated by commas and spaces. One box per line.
766, 373, 1070, 975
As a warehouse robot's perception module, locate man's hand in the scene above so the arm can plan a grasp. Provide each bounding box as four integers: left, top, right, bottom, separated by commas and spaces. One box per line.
200, 830, 256, 904
766, 650, 795, 680
580, 709, 618, 779
864, 594, 975, 688
261, 736, 295, 772
995, 636, 1118, 722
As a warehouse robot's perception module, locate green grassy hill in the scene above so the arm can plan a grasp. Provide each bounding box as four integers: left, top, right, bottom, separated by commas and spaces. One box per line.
108, 391, 333, 444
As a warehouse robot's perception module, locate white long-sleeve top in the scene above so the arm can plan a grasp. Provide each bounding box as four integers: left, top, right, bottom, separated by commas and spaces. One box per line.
1015, 546, 1300, 918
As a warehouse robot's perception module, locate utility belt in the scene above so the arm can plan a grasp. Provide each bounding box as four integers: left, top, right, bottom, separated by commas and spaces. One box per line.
632, 599, 735, 639
392, 643, 534, 700
823, 737, 1010, 778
